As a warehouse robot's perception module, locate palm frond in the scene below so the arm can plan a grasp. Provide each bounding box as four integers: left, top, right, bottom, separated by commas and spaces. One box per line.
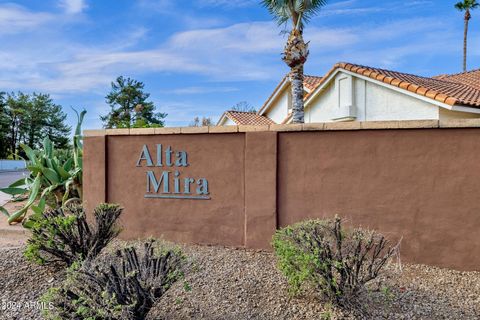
261, 0, 328, 29
261, 0, 290, 26
455, 0, 480, 10
468, 0, 480, 8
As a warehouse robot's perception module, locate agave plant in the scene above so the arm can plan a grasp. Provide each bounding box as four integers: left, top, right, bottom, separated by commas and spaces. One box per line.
0, 109, 86, 225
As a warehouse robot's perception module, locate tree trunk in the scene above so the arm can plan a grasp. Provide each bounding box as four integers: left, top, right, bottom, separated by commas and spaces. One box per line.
463, 10, 470, 72
11, 116, 19, 158
10, 121, 15, 157
290, 66, 305, 123
283, 29, 309, 124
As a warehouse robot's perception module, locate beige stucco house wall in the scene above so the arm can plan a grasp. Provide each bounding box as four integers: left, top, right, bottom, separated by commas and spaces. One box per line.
258, 69, 480, 125
221, 117, 236, 126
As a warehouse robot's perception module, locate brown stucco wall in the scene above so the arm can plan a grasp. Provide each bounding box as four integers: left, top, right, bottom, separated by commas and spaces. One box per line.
83, 136, 106, 215
106, 133, 246, 246
244, 132, 277, 248
83, 120, 480, 271
277, 129, 480, 270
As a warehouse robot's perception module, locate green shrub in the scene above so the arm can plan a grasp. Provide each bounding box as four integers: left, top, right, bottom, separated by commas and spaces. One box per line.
24, 203, 123, 266
43, 240, 185, 320
272, 217, 398, 308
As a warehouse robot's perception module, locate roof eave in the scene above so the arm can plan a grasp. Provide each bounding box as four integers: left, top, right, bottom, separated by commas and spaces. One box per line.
258, 76, 289, 116
303, 65, 480, 114
304, 67, 343, 107
217, 112, 239, 126
451, 105, 480, 114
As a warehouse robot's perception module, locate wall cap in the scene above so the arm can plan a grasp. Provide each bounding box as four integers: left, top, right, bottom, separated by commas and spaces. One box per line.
130, 128, 155, 135
208, 125, 238, 133
325, 121, 361, 131
155, 127, 181, 134
83, 119, 480, 136
239, 125, 270, 132
439, 118, 480, 128
84, 129, 106, 137
270, 123, 303, 132
105, 128, 130, 135
180, 126, 209, 134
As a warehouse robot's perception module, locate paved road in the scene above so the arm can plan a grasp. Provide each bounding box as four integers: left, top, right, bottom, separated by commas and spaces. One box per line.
0, 171, 27, 188
0, 171, 27, 205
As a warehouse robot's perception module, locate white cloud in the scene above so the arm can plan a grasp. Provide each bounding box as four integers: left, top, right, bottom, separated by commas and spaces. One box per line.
305, 17, 457, 72
159, 101, 223, 124
59, 0, 87, 14
195, 0, 256, 8
0, 21, 285, 94
168, 22, 280, 54
320, 0, 434, 17
167, 86, 239, 95
0, 0, 466, 128
0, 3, 53, 34
0, 10, 460, 97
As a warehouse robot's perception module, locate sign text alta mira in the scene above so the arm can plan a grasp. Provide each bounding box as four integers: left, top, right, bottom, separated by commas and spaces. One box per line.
136, 144, 210, 200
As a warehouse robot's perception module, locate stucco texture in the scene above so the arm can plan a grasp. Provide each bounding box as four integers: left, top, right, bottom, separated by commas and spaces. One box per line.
83, 127, 480, 270
269, 71, 480, 125
277, 129, 480, 270
106, 134, 246, 246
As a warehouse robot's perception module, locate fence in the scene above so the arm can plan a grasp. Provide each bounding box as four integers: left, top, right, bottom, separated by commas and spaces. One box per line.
83, 119, 480, 271
0, 160, 26, 171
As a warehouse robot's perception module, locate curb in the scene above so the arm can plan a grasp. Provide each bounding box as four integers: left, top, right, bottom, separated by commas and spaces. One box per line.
0, 169, 28, 173
0, 194, 11, 207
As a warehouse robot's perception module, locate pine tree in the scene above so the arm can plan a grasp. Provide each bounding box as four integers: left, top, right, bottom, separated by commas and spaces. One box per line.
1, 92, 71, 158
101, 76, 167, 129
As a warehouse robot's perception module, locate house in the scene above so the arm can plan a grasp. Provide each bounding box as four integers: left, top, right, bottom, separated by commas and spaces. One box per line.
217, 62, 480, 126
217, 110, 274, 126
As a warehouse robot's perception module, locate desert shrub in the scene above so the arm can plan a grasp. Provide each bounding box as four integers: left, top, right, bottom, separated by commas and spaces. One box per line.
43, 240, 185, 320
272, 217, 398, 308
24, 203, 123, 265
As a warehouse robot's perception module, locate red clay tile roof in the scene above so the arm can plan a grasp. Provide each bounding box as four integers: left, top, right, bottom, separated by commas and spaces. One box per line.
304, 75, 323, 91
259, 75, 323, 114
433, 69, 480, 91
328, 62, 480, 108
224, 111, 275, 126
260, 62, 480, 124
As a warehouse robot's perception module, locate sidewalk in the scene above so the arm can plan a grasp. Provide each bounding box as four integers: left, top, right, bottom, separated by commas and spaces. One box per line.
0, 196, 29, 249
0, 170, 30, 248
0, 192, 10, 206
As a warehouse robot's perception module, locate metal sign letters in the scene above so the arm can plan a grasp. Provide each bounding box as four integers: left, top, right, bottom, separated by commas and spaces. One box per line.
136, 144, 210, 200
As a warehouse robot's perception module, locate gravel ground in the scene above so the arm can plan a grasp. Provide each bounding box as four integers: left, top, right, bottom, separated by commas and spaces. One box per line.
0, 248, 64, 320
0, 244, 479, 320
149, 245, 480, 320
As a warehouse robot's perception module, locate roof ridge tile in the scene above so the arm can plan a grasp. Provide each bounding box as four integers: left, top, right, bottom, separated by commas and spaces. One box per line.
334, 62, 480, 108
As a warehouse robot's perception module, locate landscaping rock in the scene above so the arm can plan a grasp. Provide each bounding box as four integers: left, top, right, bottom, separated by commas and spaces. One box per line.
0, 248, 64, 320
0, 244, 479, 319
148, 245, 480, 320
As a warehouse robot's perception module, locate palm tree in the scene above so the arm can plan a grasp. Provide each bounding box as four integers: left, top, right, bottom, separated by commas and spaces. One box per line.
455, 0, 479, 72
262, 0, 327, 124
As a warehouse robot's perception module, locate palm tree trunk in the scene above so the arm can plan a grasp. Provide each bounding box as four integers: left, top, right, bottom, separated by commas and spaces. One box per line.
290, 66, 304, 123
283, 29, 309, 124
463, 10, 471, 72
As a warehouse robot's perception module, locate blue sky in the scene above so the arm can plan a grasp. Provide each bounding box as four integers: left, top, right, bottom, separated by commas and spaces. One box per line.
1, 0, 479, 129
